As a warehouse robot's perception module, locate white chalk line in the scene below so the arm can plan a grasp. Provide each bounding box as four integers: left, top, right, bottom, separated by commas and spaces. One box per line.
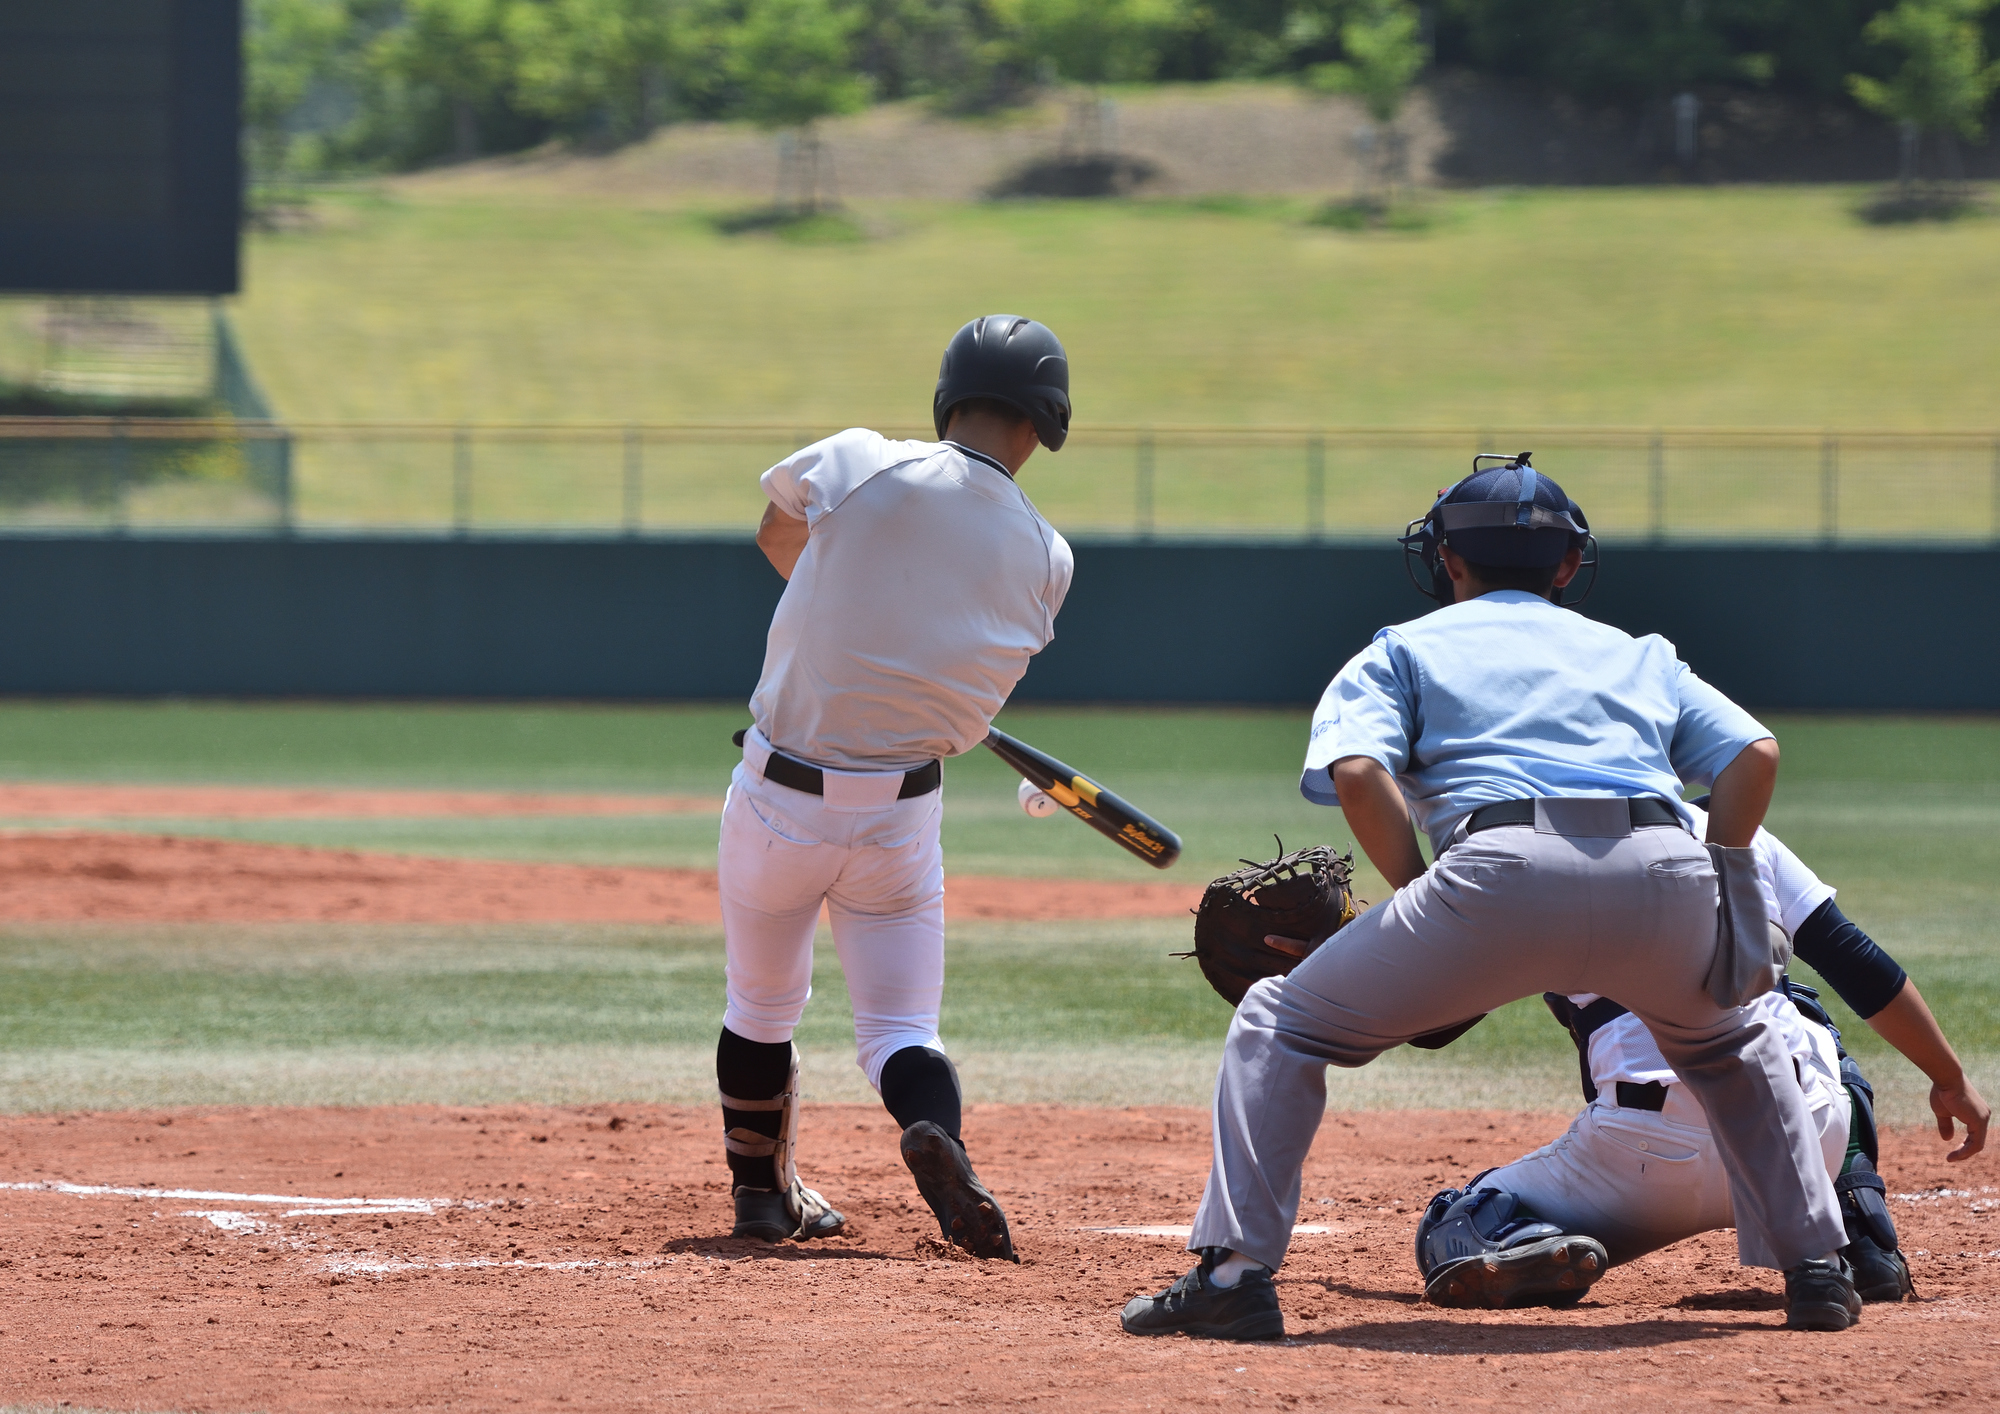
1080, 1224, 1332, 1238
1, 1176, 546, 1274
0, 1179, 473, 1214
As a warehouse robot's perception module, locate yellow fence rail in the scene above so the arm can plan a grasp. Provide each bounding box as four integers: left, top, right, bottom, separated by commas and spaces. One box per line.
1, 419, 1996, 543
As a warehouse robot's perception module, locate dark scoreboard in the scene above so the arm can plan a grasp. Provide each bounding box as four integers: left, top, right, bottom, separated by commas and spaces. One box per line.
0, 0, 241, 295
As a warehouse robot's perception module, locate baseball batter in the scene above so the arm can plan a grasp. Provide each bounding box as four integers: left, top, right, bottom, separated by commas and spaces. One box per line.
714, 315, 1074, 1260
1413, 804, 1989, 1308
1121, 456, 1858, 1341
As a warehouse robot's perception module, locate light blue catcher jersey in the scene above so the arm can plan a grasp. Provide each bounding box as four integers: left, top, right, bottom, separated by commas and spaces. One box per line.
1301, 590, 1770, 853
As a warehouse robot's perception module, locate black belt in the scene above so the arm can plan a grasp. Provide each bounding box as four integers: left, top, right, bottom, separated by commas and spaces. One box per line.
732, 729, 941, 799
1465, 796, 1681, 834
1614, 1081, 1670, 1112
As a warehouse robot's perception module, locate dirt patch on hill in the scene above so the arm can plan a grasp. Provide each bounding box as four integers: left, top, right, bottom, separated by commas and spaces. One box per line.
396, 74, 1993, 206
402, 83, 1441, 202
0, 830, 1199, 923
0, 1103, 1990, 1412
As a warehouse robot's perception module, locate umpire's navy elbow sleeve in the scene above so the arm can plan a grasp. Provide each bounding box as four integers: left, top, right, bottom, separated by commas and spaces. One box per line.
1791, 899, 1908, 1020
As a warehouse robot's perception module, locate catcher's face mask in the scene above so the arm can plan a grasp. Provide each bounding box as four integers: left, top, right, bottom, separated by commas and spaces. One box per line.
1399, 452, 1599, 609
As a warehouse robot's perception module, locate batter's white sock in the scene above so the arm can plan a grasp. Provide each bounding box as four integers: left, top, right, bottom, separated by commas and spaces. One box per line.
1208, 1250, 1269, 1288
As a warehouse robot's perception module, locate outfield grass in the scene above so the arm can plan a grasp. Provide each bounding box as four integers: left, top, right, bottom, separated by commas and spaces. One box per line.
210, 184, 2000, 536
0, 704, 1991, 1120
235, 187, 2000, 432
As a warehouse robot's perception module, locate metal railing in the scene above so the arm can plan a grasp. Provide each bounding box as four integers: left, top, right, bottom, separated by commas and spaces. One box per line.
0, 418, 1996, 543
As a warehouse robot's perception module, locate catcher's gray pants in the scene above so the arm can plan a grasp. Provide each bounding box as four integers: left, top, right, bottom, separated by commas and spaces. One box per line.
1187, 818, 1847, 1274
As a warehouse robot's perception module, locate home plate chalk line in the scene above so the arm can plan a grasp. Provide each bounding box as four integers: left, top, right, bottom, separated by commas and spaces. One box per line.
0, 1179, 467, 1214
1080, 1225, 1331, 1237
3, 1180, 1342, 1268
0, 1178, 673, 1276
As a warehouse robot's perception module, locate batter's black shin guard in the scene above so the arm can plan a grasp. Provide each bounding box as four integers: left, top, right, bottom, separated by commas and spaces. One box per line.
716, 1026, 792, 1191
879, 1046, 963, 1144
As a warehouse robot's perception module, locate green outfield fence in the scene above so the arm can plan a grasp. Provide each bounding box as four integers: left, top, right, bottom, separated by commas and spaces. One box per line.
1, 419, 1997, 543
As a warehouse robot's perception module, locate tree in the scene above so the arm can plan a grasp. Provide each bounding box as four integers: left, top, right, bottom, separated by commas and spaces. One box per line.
1848, 0, 2000, 189
1306, 0, 1425, 200
1431, 0, 1804, 104
850, 0, 1026, 112
1002, 0, 1189, 86
1306, 0, 1424, 123
725, 0, 873, 210
368, 0, 519, 159
245, 0, 350, 177
508, 0, 687, 143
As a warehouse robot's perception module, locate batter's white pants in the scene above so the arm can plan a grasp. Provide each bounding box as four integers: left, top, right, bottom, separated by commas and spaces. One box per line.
1480, 1027, 1852, 1266
717, 760, 947, 1091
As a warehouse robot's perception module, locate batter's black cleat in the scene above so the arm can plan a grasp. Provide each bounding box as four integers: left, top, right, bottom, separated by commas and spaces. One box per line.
899, 1121, 1017, 1262
731, 1186, 793, 1242
731, 1181, 847, 1243
1844, 1235, 1915, 1304
1783, 1256, 1863, 1331
1423, 1232, 1608, 1309
1415, 1186, 1608, 1310
1120, 1254, 1285, 1341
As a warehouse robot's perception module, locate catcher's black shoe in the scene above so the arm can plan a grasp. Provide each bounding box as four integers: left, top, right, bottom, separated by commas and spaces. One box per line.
900, 1121, 1018, 1261
1120, 1255, 1284, 1341
731, 1182, 847, 1243
1415, 1186, 1607, 1310
1844, 1235, 1915, 1303
1423, 1232, 1608, 1309
1783, 1256, 1863, 1331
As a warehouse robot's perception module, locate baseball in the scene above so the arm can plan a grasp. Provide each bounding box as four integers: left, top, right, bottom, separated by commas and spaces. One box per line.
1017, 779, 1059, 817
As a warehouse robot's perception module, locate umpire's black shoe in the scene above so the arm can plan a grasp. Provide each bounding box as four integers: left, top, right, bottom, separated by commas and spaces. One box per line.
1783, 1256, 1863, 1331
1844, 1236, 1915, 1303
1424, 1233, 1608, 1310
1120, 1255, 1284, 1341
900, 1121, 1018, 1262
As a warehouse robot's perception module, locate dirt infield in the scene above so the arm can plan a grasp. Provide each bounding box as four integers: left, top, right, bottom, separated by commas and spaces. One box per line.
0, 1104, 1992, 1412
0, 830, 1200, 923
0, 782, 723, 819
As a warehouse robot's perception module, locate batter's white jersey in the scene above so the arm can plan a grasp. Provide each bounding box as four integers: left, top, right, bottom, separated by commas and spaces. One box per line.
751, 429, 1074, 772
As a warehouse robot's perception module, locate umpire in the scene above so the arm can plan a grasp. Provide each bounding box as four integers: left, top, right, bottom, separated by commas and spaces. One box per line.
1120, 455, 1857, 1339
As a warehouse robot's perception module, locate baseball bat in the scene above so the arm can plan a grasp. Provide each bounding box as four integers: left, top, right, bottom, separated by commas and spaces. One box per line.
982, 726, 1182, 870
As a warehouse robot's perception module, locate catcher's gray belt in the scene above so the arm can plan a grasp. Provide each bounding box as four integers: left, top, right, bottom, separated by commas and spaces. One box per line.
1466, 796, 1681, 835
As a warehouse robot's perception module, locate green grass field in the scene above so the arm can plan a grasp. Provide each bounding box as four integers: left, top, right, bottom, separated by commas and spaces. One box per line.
236, 186, 2000, 432
211, 184, 2000, 537
0, 704, 1992, 1123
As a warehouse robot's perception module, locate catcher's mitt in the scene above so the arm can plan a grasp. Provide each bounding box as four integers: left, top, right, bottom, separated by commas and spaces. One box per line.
1186, 842, 1357, 1006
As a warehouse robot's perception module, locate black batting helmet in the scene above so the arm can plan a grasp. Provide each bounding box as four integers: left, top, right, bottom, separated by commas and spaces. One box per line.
1399, 453, 1598, 608
932, 315, 1071, 451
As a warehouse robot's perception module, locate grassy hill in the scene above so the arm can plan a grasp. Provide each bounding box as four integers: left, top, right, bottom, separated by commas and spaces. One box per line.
234, 183, 1999, 432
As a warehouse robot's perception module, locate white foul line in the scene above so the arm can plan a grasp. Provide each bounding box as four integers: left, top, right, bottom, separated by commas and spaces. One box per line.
0, 1179, 473, 1215
1080, 1224, 1333, 1238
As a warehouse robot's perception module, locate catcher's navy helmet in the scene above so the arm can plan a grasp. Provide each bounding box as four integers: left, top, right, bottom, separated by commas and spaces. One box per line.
1400, 452, 1598, 608
933, 315, 1071, 451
